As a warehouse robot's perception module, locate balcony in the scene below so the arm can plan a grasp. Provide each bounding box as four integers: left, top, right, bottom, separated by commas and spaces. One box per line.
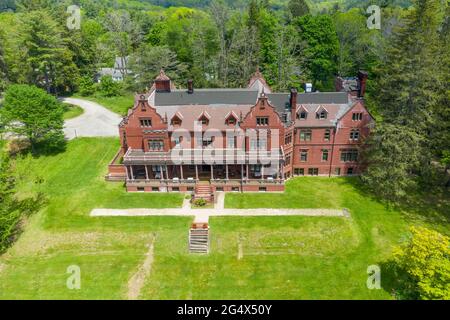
123, 148, 284, 165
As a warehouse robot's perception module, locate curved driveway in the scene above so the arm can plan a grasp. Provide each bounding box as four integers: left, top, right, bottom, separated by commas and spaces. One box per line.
62, 97, 122, 140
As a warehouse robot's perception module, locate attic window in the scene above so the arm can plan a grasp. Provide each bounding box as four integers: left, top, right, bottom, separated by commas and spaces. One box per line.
140, 118, 152, 127
171, 115, 182, 126
199, 115, 209, 125
298, 111, 308, 120
316, 110, 328, 120
225, 113, 238, 125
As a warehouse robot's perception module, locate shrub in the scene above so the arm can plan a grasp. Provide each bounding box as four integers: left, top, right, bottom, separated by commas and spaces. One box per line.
392, 226, 450, 300
78, 75, 95, 96
193, 198, 207, 207
99, 76, 121, 97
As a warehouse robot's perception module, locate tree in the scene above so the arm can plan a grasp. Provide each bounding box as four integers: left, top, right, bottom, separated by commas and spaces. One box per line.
129, 45, 187, 91
21, 10, 79, 94
363, 0, 448, 195
288, 0, 310, 18
0, 30, 8, 93
294, 14, 339, 91
392, 226, 450, 300
0, 85, 65, 152
361, 124, 423, 201
77, 75, 95, 96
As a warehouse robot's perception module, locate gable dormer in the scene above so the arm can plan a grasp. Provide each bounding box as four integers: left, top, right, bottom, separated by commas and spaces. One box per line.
296, 105, 308, 120
247, 66, 272, 94
225, 111, 238, 126
171, 112, 183, 126
315, 106, 329, 120
198, 111, 211, 126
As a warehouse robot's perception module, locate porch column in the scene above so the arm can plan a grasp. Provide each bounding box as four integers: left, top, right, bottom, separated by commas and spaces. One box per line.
165, 165, 169, 180
195, 165, 199, 181
160, 165, 164, 181
241, 164, 244, 181
225, 164, 229, 180
125, 165, 129, 180
211, 165, 214, 180
145, 165, 149, 180
180, 165, 184, 180
261, 164, 264, 180
130, 165, 135, 180
276, 163, 280, 180
281, 163, 285, 180
246, 164, 249, 180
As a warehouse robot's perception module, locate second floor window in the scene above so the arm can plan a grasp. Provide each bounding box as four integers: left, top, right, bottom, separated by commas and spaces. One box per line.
350, 129, 360, 141
285, 133, 292, 145
140, 118, 152, 127
148, 140, 164, 151
340, 149, 358, 162
300, 130, 312, 141
227, 136, 236, 148
300, 149, 308, 162
256, 117, 269, 126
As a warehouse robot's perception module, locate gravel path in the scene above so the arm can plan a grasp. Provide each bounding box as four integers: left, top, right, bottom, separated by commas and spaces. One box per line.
62, 98, 122, 140
127, 236, 155, 300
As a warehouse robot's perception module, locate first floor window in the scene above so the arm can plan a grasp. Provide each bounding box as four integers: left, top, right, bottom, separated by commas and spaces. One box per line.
335, 168, 341, 176
294, 168, 304, 176
300, 149, 308, 162
347, 167, 354, 175
340, 149, 358, 162
308, 168, 319, 176
140, 118, 152, 127
322, 149, 329, 161
149, 140, 164, 151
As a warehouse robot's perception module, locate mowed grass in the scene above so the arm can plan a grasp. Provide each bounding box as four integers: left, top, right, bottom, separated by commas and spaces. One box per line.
0, 137, 448, 299
72, 94, 134, 116
63, 104, 84, 120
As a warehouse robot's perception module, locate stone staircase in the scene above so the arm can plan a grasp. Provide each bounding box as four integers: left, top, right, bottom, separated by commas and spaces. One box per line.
189, 223, 209, 254
193, 184, 213, 202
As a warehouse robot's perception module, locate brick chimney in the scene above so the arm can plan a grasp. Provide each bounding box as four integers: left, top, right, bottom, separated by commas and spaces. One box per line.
357, 71, 368, 98
290, 88, 298, 121
187, 79, 194, 94
154, 69, 171, 93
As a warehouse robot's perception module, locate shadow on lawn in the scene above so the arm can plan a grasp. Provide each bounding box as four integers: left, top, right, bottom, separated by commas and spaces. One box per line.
378, 260, 420, 300
344, 177, 450, 227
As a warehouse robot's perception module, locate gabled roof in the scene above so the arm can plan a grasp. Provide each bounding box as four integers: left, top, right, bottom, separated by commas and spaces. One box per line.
155, 69, 170, 81
247, 67, 272, 94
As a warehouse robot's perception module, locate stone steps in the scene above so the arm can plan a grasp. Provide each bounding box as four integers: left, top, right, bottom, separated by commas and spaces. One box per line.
189, 227, 209, 254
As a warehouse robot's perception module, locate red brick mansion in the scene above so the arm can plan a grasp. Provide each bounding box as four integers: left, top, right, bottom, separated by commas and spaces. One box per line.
107, 69, 374, 193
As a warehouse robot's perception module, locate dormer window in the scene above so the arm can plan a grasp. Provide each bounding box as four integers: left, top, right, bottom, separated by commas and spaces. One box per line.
315, 106, 328, 120
225, 111, 238, 126
299, 111, 307, 120
317, 111, 327, 119
200, 116, 209, 125
171, 113, 183, 126
198, 111, 211, 126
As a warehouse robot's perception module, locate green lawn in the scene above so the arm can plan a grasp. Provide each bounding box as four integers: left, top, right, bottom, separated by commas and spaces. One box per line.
63, 104, 84, 120
0, 137, 448, 299
72, 93, 135, 116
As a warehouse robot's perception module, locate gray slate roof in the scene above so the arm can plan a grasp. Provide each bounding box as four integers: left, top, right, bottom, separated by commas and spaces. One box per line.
154, 89, 259, 106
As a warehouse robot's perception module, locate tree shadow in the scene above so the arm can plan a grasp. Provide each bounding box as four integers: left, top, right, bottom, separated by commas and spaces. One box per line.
379, 260, 420, 300
344, 177, 450, 227
31, 135, 67, 157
